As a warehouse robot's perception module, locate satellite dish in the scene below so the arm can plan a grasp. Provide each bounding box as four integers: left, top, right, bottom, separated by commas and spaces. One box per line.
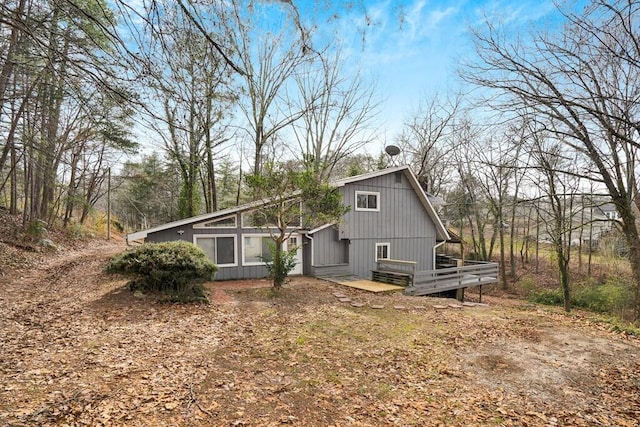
385, 145, 401, 156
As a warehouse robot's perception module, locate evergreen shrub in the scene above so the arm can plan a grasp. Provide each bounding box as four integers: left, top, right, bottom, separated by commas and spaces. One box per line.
106, 241, 218, 302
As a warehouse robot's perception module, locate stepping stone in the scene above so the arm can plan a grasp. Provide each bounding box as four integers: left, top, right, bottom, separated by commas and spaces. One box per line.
393, 305, 407, 310
462, 302, 488, 307
413, 305, 426, 310
371, 304, 385, 309
350, 302, 365, 308
337, 297, 352, 303
448, 304, 463, 309
433, 305, 447, 310
333, 293, 347, 298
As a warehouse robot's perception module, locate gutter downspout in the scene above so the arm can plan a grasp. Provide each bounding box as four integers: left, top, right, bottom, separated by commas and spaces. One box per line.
306, 234, 315, 267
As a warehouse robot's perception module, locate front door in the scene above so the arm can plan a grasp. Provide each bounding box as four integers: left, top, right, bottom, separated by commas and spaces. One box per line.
287, 235, 303, 275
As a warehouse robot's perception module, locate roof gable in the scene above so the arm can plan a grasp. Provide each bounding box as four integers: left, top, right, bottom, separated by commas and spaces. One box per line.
127, 165, 449, 242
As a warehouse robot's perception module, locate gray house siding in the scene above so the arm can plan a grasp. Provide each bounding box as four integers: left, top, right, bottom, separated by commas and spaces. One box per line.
339, 173, 436, 240
304, 226, 350, 277
129, 166, 447, 282
335, 173, 437, 278
145, 213, 304, 281
348, 237, 435, 279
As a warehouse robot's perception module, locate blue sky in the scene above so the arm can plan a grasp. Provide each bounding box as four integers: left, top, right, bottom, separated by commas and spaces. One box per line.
313, 0, 563, 149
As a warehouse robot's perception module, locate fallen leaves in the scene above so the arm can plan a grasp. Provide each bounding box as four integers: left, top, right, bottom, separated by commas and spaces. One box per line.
1, 242, 639, 426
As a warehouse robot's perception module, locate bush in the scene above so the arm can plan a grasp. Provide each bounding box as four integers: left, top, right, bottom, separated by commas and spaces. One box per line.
263, 242, 297, 288
528, 278, 634, 318
528, 288, 564, 306
572, 278, 634, 315
106, 241, 218, 303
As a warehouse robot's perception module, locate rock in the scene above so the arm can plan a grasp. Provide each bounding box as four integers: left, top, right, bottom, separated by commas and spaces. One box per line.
39, 238, 57, 251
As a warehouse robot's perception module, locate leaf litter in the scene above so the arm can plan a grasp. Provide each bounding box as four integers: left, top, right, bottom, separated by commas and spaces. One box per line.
0, 240, 638, 426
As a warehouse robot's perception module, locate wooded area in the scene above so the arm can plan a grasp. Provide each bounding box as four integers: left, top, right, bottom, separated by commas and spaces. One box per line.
1, 0, 640, 320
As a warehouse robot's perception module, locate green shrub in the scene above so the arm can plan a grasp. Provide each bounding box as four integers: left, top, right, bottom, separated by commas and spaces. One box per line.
528, 288, 564, 306
516, 276, 537, 296
26, 219, 47, 241
528, 278, 634, 318
106, 241, 218, 303
572, 278, 634, 315
263, 241, 297, 288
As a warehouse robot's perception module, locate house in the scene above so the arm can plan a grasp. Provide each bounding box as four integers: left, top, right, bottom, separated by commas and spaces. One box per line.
126, 165, 450, 282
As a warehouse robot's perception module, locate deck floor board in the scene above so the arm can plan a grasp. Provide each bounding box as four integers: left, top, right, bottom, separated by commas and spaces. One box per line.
320, 276, 404, 293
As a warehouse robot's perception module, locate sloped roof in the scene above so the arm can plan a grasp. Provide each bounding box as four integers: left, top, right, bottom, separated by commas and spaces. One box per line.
126, 165, 450, 242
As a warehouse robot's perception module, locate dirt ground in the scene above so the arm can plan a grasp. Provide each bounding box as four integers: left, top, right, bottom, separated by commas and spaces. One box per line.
1, 240, 639, 426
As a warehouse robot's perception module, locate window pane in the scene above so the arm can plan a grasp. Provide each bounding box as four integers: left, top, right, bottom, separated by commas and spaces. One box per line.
216, 237, 235, 265
197, 238, 216, 261
357, 194, 368, 209
377, 244, 389, 260
368, 194, 377, 209
244, 237, 262, 263
261, 237, 273, 262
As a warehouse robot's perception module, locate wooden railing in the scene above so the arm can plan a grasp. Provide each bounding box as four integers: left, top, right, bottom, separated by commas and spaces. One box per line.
404, 262, 499, 296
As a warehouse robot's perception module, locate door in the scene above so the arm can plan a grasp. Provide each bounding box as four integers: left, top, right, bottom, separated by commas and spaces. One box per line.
287, 235, 303, 275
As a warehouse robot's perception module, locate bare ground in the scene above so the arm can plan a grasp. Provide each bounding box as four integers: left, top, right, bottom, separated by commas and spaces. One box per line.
0, 240, 639, 426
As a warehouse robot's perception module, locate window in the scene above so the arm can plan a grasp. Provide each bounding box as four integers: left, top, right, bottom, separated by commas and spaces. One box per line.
355, 191, 380, 212
243, 235, 273, 265
194, 235, 236, 267
375, 242, 390, 261
193, 215, 236, 229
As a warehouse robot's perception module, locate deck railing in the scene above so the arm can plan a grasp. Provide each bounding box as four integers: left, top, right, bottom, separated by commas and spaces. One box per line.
404, 261, 499, 296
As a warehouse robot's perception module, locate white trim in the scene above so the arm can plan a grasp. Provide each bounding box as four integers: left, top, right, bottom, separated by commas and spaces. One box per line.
193, 234, 238, 267
242, 233, 274, 266
193, 214, 237, 229
355, 191, 380, 212
331, 165, 408, 188
404, 168, 450, 241
375, 242, 390, 261
306, 222, 336, 235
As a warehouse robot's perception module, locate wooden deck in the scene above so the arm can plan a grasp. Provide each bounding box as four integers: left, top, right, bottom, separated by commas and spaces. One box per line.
320, 275, 405, 293
405, 262, 499, 296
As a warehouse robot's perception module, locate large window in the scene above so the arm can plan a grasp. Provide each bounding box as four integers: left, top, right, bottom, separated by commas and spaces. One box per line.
243, 235, 273, 265
375, 242, 390, 261
194, 235, 236, 267
355, 191, 380, 211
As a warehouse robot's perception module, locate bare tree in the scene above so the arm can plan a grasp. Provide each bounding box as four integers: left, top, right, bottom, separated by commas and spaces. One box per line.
140, 2, 235, 218
527, 129, 583, 312
292, 49, 379, 181
223, 0, 309, 177
396, 93, 462, 196
463, 0, 640, 320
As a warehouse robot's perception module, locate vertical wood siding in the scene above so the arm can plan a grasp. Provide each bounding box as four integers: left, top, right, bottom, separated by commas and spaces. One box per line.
335, 172, 438, 278
143, 169, 441, 281
146, 213, 294, 281
339, 173, 436, 240
312, 226, 348, 266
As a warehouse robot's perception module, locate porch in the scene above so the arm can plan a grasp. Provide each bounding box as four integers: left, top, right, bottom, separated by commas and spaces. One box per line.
372, 256, 499, 299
